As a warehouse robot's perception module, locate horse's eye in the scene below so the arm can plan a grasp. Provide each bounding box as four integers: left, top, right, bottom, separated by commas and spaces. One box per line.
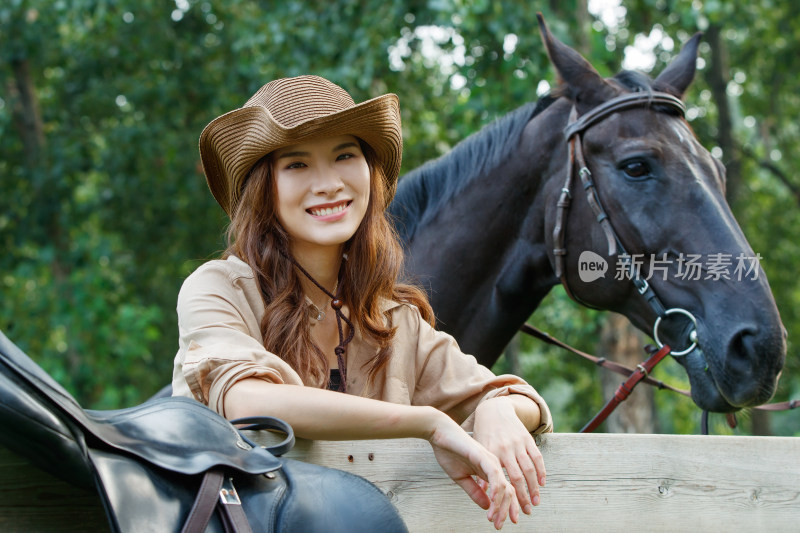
620, 159, 651, 179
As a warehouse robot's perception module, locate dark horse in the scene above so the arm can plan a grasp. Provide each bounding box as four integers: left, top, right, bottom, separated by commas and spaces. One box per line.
388, 16, 786, 413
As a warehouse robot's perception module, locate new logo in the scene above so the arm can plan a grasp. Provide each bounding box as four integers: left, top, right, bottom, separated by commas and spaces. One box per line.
578, 251, 608, 282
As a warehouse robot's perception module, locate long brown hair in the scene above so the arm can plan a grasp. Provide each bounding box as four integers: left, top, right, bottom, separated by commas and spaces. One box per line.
224, 140, 434, 390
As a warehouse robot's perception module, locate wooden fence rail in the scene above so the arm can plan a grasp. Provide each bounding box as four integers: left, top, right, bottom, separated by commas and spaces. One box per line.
1, 433, 798, 532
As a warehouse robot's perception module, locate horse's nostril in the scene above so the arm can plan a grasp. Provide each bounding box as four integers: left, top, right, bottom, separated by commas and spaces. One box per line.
732, 328, 758, 353
720, 326, 778, 407
729, 327, 759, 363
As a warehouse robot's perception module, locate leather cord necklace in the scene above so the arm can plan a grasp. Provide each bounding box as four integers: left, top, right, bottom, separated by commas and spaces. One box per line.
285, 254, 354, 392
308, 280, 337, 322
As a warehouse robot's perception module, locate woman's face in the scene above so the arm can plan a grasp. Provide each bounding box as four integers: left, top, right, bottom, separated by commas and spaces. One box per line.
272, 135, 371, 256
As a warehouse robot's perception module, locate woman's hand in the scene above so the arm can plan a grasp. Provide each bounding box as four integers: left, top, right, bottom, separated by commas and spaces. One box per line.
426, 410, 516, 530
472, 396, 546, 521
225, 381, 527, 528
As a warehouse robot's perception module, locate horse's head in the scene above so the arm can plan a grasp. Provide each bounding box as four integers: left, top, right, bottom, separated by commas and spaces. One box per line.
538, 15, 786, 412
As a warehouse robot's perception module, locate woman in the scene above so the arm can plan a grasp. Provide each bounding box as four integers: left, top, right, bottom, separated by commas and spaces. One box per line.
172, 75, 552, 529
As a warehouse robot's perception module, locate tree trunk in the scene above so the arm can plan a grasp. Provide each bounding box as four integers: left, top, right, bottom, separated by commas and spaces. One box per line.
8, 54, 80, 378
750, 409, 772, 436
9, 57, 45, 170
574, 0, 591, 56
598, 313, 656, 433
705, 23, 742, 204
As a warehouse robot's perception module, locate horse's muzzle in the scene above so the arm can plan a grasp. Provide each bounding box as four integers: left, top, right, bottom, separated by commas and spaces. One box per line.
676, 347, 740, 412
681, 323, 784, 412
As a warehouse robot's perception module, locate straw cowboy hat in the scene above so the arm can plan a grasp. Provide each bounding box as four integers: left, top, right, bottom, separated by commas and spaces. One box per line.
199, 75, 403, 216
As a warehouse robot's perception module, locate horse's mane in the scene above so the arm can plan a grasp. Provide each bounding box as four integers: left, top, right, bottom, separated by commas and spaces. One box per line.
550, 69, 657, 99
611, 70, 685, 115
389, 96, 555, 242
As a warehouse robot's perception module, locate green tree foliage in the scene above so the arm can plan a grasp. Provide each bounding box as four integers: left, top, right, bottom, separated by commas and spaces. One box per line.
2, 0, 797, 434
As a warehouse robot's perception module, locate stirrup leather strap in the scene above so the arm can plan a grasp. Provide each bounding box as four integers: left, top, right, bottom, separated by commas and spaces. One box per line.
182, 469, 253, 533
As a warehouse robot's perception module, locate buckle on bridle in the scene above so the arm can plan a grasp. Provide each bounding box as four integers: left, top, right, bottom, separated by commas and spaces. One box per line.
636, 277, 650, 295
653, 308, 699, 357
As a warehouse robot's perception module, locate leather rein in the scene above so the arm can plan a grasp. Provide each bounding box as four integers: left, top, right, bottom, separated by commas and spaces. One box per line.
529, 91, 798, 432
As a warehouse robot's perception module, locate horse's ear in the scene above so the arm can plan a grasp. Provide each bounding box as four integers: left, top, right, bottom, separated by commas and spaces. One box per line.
537, 13, 615, 110
653, 32, 703, 98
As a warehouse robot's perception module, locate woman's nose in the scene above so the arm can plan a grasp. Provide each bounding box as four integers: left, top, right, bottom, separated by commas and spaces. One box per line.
311, 167, 344, 195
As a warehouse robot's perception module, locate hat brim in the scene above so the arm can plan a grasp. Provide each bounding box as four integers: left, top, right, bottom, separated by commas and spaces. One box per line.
199, 93, 402, 216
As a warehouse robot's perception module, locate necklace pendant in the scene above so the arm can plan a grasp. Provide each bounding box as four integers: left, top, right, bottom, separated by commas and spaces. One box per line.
309, 303, 325, 321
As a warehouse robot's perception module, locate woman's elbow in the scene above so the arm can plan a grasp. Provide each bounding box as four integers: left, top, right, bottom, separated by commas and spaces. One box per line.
223, 377, 283, 420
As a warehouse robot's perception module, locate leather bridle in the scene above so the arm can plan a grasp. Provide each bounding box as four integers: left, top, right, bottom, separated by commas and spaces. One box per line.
535, 91, 798, 430
552, 91, 699, 357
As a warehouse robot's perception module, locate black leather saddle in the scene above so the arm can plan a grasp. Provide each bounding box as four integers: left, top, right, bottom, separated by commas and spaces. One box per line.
0, 330, 407, 532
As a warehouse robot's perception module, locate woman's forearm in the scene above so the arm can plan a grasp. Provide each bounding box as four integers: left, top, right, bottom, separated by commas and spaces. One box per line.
224, 377, 444, 441
228, 378, 522, 528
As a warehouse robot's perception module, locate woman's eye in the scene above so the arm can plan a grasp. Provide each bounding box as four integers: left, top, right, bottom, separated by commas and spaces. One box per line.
336, 153, 354, 161
286, 162, 306, 169
620, 159, 651, 179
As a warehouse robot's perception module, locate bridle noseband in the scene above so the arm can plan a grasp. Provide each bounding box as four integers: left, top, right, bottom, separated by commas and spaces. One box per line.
552, 91, 698, 357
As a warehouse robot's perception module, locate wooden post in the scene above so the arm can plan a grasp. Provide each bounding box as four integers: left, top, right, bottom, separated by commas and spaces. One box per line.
1, 433, 799, 532
599, 313, 655, 433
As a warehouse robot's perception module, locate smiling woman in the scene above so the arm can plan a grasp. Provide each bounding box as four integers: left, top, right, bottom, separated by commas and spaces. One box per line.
170, 75, 554, 529
270, 135, 371, 255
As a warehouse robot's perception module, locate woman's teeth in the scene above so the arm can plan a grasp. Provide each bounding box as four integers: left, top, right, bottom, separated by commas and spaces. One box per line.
309, 203, 347, 217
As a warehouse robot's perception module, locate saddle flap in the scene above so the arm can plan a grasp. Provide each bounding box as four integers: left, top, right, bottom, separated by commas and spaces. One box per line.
85, 398, 282, 475
0, 330, 280, 478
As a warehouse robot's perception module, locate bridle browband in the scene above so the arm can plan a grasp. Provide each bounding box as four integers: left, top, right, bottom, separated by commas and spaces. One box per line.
552, 91, 699, 357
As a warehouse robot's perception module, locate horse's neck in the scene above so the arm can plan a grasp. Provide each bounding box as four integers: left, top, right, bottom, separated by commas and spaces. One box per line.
398, 105, 568, 362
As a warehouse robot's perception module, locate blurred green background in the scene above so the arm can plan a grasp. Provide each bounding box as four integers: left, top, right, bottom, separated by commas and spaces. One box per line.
2, 0, 798, 435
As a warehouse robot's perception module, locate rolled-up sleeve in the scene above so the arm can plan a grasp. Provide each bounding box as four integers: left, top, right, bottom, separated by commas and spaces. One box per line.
391, 304, 552, 434
171, 260, 303, 417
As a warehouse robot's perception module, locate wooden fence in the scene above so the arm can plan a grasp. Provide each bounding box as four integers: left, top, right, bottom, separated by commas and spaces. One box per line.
1, 433, 798, 532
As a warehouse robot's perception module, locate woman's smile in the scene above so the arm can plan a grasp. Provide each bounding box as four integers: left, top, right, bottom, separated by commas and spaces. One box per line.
307, 200, 353, 220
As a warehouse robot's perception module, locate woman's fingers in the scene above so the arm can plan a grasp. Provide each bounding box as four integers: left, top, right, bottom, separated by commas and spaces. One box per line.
528, 440, 546, 487
505, 458, 533, 515
508, 490, 521, 524
427, 415, 544, 529
454, 476, 491, 510
472, 394, 548, 518
493, 439, 546, 515
429, 424, 512, 527
483, 459, 514, 529
520, 442, 546, 509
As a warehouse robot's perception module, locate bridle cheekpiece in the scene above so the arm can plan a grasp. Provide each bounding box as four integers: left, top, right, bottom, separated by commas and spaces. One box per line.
552, 91, 698, 357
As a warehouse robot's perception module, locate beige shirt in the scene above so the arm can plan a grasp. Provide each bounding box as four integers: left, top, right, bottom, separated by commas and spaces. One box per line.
172, 255, 552, 433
